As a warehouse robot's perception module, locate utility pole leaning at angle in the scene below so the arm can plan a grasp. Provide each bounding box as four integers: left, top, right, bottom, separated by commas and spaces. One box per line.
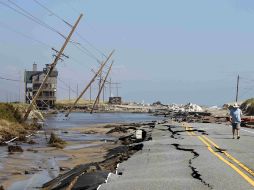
91, 61, 114, 114
23, 14, 83, 121
89, 84, 92, 102
98, 74, 102, 104
109, 78, 112, 97
236, 74, 240, 103
103, 85, 106, 102
65, 50, 115, 117
69, 82, 71, 101
76, 84, 79, 99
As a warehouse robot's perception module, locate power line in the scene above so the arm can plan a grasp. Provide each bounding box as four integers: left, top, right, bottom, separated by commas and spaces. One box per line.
0, 20, 52, 49
32, 0, 106, 58
58, 77, 76, 93
1, 1, 111, 86
62, 0, 81, 16
58, 85, 69, 92
0, 76, 19, 82
65, 55, 95, 71
8, 0, 66, 38
0, 1, 66, 39
75, 32, 107, 58
32, 0, 73, 28
240, 77, 254, 83
70, 42, 100, 62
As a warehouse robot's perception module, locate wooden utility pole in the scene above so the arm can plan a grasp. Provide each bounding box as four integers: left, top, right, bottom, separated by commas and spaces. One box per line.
65, 50, 115, 117
76, 83, 79, 99
103, 85, 106, 102
98, 75, 102, 104
69, 82, 71, 101
91, 62, 114, 114
109, 78, 112, 97
23, 14, 83, 121
89, 84, 92, 102
236, 75, 240, 103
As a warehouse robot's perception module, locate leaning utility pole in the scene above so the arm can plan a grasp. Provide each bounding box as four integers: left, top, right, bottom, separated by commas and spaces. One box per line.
91, 62, 114, 114
103, 85, 106, 102
23, 14, 83, 121
76, 84, 79, 99
89, 84, 92, 102
98, 75, 102, 104
109, 78, 112, 97
69, 82, 71, 101
65, 50, 115, 117
236, 74, 240, 103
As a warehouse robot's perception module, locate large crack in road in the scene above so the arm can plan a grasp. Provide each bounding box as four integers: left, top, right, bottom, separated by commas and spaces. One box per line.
171, 143, 213, 189
167, 125, 213, 189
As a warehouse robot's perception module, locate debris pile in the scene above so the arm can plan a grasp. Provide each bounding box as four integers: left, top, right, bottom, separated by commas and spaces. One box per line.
166, 103, 203, 113
184, 103, 203, 112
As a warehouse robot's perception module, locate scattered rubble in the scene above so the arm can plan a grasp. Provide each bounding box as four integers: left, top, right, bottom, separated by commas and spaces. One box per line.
42, 121, 153, 190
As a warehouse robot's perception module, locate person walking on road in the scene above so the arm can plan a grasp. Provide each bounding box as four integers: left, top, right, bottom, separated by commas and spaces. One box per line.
229, 103, 242, 139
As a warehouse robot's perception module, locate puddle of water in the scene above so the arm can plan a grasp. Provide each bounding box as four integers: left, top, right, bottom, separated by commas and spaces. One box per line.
8, 170, 52, 190
8, 157, 62, 190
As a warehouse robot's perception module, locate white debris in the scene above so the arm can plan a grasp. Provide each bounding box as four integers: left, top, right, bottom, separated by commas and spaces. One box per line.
184, 103, 203, 112
135, 130, 143, 140
168, 103, 203, 112
209, 105, 221, 110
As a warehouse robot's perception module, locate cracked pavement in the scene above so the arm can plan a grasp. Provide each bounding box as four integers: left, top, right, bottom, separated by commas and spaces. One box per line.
99, 122, 254, 190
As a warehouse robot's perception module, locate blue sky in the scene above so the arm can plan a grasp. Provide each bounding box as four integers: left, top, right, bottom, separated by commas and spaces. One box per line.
1, 0, 254, 105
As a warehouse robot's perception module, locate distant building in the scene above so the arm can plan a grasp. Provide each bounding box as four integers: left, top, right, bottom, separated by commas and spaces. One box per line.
24, 63, 58, 109
109, 97, 122, 105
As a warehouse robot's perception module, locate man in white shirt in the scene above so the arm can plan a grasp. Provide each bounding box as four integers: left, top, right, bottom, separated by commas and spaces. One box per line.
229, 103, 242, 139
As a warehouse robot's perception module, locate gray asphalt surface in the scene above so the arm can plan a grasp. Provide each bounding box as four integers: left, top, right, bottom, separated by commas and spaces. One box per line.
99, 122, 254, 190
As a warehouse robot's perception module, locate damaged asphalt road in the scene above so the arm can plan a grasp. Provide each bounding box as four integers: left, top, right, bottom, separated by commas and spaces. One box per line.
99, 122, 254, 190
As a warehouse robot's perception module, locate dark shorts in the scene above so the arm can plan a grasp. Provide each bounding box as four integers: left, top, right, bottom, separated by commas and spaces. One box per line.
232, 123, 240, 130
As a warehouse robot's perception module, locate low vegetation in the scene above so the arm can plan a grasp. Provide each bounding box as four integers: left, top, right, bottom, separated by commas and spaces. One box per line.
0, 103, 38, 142
240, 98, 254, 115
0, 103, 23, 123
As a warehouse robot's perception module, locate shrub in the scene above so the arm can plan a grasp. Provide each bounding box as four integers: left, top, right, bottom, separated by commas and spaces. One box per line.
240, 98, 254, 115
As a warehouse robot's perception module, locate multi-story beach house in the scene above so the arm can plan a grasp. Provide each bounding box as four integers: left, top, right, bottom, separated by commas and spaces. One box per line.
24, 63, 58, 109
